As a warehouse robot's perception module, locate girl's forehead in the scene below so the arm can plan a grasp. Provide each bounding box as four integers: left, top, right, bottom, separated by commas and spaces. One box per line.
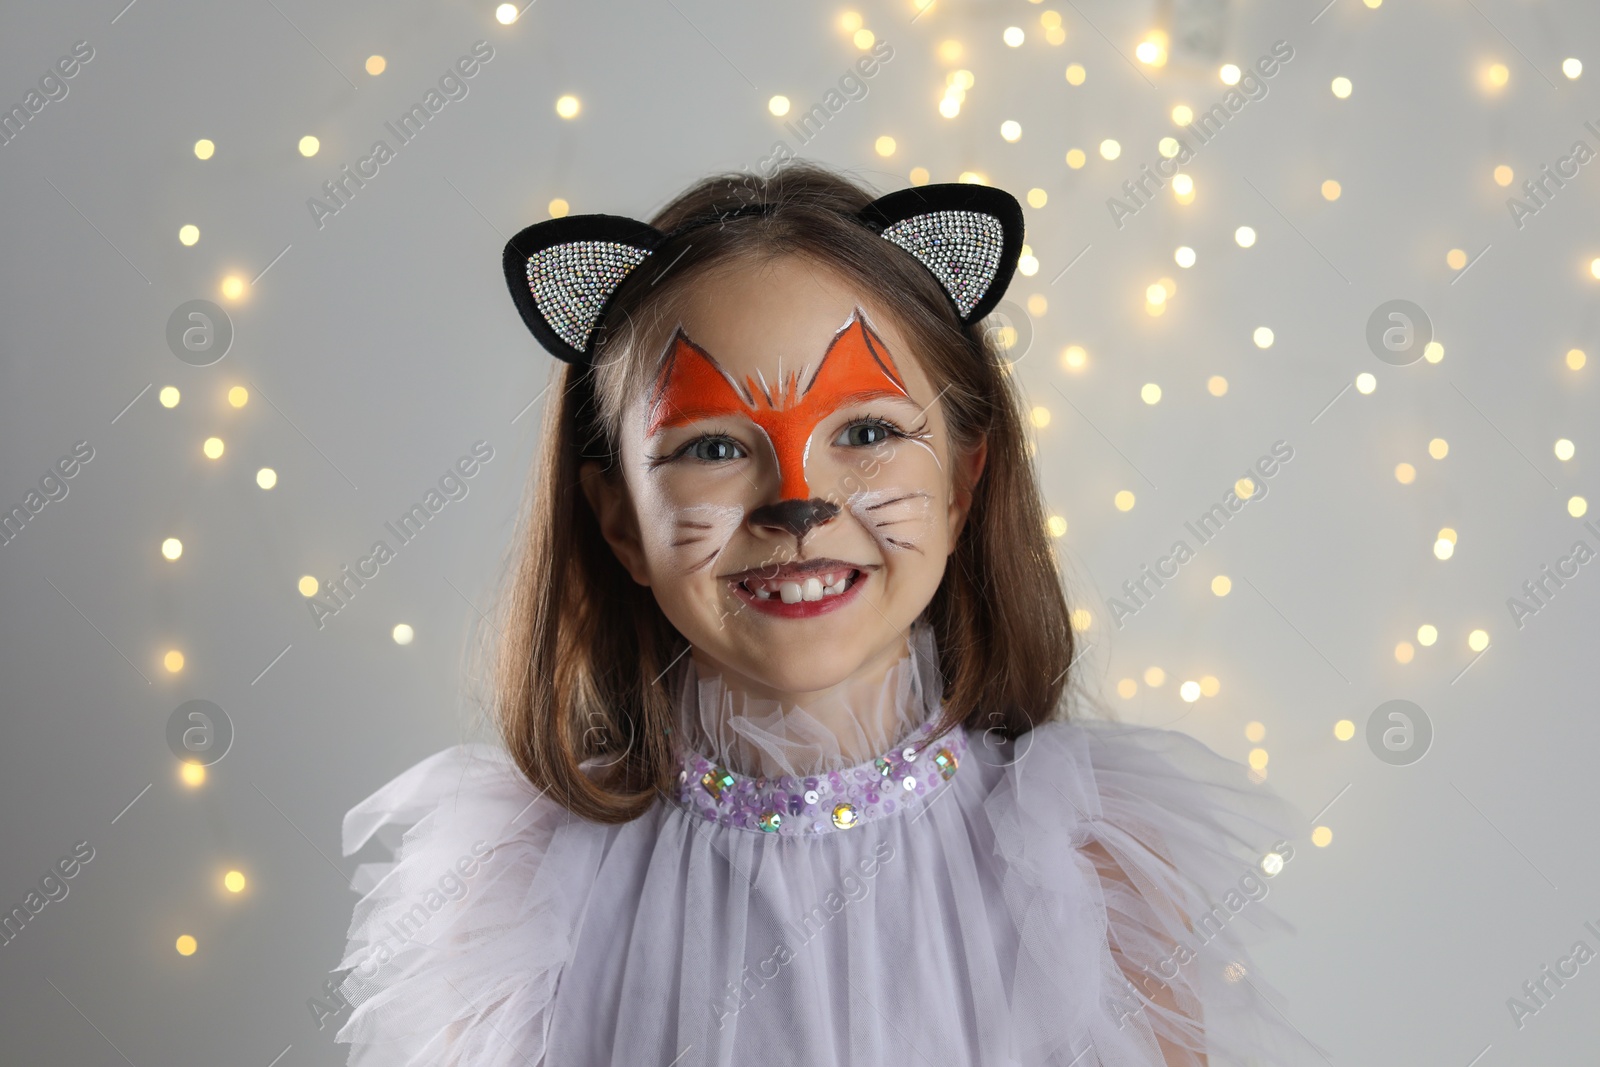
643, 260, 927, 393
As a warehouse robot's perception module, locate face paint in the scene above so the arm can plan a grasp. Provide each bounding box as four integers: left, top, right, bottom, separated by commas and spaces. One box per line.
645, 307, 913, 501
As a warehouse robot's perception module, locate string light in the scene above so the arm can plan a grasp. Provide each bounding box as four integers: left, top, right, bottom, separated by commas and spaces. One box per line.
365, 55, 386, 76
555, 96, 580, 119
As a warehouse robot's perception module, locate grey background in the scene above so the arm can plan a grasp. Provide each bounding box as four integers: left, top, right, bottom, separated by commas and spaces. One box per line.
3, 0, 1598, 1063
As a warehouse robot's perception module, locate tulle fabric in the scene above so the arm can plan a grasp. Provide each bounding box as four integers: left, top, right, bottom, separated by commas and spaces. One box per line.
333, 627, 1324, 1066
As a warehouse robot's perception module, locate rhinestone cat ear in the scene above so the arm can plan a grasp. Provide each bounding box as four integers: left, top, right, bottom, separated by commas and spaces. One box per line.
854, 183, 1024, 326
501, 183, 1025, 366
500, 214, 666, 366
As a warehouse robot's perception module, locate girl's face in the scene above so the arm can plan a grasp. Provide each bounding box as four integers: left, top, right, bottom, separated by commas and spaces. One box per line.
582, 255, 986, 698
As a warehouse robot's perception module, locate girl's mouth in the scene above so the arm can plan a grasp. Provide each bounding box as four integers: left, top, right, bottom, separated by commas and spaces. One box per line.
729, 568, 866, 618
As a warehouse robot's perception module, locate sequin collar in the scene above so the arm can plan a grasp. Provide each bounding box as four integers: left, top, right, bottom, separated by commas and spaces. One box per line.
669, 715, 968, 837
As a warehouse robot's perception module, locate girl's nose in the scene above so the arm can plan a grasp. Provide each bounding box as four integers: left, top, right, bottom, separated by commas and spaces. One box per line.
747, 498, 840, 539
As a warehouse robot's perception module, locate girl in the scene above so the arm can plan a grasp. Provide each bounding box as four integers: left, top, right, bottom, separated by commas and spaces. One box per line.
332, 161, 1318, 1066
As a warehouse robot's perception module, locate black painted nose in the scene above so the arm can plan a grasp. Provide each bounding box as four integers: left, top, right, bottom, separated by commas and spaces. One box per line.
748, 498, 840, 539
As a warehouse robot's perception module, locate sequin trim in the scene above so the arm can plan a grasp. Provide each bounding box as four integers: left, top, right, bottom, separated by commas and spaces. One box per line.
525, 241, 651, 352
669, 717, 968, 837
878, 210, 1005, 319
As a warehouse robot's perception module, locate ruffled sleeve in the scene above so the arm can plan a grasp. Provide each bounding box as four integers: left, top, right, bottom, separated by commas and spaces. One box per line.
331, 742, 596, 1067
982, 718, 1327, 1066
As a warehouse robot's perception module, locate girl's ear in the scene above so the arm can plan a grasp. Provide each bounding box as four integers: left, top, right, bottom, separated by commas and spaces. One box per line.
947, 434, 989, 548
579, 460, 652, 587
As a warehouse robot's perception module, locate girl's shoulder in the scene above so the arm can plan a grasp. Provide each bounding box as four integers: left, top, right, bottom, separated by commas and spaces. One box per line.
976, 716, 1326, 1063
331, 742, 606, 1066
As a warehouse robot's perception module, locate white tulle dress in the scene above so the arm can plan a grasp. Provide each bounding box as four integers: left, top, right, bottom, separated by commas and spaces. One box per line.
332, 622, 1323, 1066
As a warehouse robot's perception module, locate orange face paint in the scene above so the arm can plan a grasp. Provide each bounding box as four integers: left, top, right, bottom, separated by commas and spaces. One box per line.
645, 308, 912, 500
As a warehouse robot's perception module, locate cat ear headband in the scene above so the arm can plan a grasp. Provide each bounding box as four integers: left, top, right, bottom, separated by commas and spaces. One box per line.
500, 182, 1025, 366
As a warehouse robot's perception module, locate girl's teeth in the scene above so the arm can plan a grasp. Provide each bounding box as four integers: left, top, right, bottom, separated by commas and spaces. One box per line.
745, 571, 855, 603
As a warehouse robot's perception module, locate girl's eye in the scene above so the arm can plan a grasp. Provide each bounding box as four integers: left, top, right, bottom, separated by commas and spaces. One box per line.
833, 417, 904, 448
684, 435, 746, 463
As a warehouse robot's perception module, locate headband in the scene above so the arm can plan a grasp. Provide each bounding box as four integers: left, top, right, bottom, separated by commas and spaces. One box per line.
500, 182, 1026, 366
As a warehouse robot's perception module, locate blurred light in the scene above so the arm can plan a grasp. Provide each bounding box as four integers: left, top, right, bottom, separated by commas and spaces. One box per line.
548, 198, 569, 218
180, 761, 205, 786
1555, 438, 1575, 461
365, 55, 386, 76
875, 135, 896, 157
221, 275, 245, 300
1395, 641, 1414, 664
1030, 405, 1051, 427
1235, 477, 1256, 500
1000, 120, 1022, 142
162, 538, 183, 561
1487, 62, 1509, 88
256, 468, 277, 489
1468, 628, 1490, 651
840, 11, 863, 32
1207, 376, 1228, 397
1117, 678, 1138, 699
1248, 748, 1268, 770
1173, 174, 1194, 202
1143, 666, 1165, 686
1568, 348, 1588, 370
1321, 179, 1341, 200
393, 623, 415, 645
1027, 188, 1048, 208
1219, 63, 1241, 85
1245, 721, 1265, 742
1563, 57, 1583, 79
1331, 76, 1352, 98
1433, 537, 1454, 560
1179, 680, 1201, 702
1175, 245, 1196, 268
1493, 164, 1514, 186
1253, 326, 1274, 348
193, 139, 214, 160
555, 95, 580, 119
227, 386, 248, 408
1027, 294, 1047, 314
1311, 826, 1333, 847
203, 437, 224, 459
1428, 438, 1448, 459
1065, 63, 1086, 86
1099, 139, 1121, 160
1234, 225, 1256, 247
909, 166, 930, 184
1355, 372, 1377, 394
298, 575, 319, 597
1438, 526, 1457, 546
1424, 341, 1444, 363
298, 135, 320, 157
1334, 719, 1355, 741
768, 95, 790, 117
1065, 148, 1086, 168
1146, 283, 1167, 304
1136, 33, 1168, 67
1570, 496, 1589, 517
938, 40, 962, 62
1158, 137, 1180, 158
1261, 851, 1284, 875
178, 225, 200, 246
159, 387, 180, 408
164, 650, 184, 673
1002, 26, 1025, 47
1171, 104, 1193, 125
495, 4, 519, 24
1070, 608, 1091, 630
1447, 248, 1468, 270
1140, 383, 1162, 405
176, 935, 198, 956
1047, 515, 1067, 537
1590, 257, 1600, 280
1115, 490, 1136, 511
1061, 344, 1087, 370
854, 29, 877, 50
1394, 462, 1415, 484
224, 870, 247, 893
1418, 624, 1437, 646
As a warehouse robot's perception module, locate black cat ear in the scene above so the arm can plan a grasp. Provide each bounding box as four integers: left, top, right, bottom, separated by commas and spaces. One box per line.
501, 215, 666, 365
855, 183, 1024, 325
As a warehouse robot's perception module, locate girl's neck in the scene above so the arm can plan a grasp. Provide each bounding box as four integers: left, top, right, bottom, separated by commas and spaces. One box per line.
674, 621, 943, 779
